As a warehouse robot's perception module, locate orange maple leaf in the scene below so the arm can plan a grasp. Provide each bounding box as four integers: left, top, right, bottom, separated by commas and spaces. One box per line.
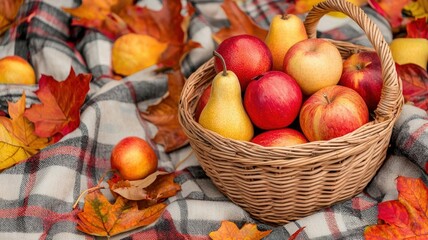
24, 68, 92, 142
0, 0, 25, 35
209, 220, 272, 240
62, 0, 133, 39
76, 190, 166, 237
140, 70, 189, 153
364, 176, 428, 239
212, 0, 268, 44
0, 92, 51, 170
119, 0, 201, 69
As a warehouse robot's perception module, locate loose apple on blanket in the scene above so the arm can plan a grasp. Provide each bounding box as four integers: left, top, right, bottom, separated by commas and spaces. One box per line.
196, 15, 381, 146
0, 55, 36, 85
110, 136, 158, 180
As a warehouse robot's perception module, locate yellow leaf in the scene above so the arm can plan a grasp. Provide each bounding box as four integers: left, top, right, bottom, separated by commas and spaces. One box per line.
0, 92, 50, 170
209, 220, 272, 240
0, 124, 32, 170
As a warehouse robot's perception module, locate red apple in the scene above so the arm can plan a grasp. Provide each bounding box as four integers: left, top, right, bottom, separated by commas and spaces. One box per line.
194, 84, 211, 121
214, 34, 273, 90
244, 71, 302, 130
339, 51, 383, 112
111, 136, 158, 180
299, 85, 369, 141
251, 128, 308, 147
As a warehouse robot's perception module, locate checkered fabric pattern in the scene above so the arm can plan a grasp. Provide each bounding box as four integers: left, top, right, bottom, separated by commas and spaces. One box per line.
0, 1, 425, 239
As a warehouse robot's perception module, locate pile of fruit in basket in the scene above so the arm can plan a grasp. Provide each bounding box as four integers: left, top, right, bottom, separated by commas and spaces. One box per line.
195, 13, 385, 147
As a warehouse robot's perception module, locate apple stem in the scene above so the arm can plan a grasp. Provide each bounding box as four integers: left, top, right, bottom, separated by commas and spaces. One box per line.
323, 93, 331, 104
281, 13, 291, 20
213, 50, 228, 76
357, 62, 371, 70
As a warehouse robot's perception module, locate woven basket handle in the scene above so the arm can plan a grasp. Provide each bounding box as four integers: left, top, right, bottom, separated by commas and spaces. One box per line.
304, 0, 403, 122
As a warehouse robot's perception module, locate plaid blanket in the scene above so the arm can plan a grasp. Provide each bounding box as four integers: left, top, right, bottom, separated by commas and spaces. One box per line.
0, 0, 425, 239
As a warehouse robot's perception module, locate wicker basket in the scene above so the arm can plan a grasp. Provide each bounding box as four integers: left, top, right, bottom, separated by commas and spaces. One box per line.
178, 0, 403, 225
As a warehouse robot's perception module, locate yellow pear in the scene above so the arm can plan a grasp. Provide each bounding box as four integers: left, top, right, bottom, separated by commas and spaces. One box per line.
265, 14, 308, 70
389, 38, 428, 70
198, 51, 254, 141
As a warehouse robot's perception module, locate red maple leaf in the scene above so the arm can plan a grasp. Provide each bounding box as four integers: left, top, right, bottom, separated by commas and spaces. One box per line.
365, 176, 428, 239
406, 17, 428, 38
396, 63, 428, 111
24, 68, 92, 142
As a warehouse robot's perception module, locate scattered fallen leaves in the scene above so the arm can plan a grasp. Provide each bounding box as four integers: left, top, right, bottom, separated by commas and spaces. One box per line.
209, 220, 272, 240
24, 68, 92, 142
108, 171, 181, 201
364, 176, 428, 239
212, 0, 268, 44
76, 190, 167, 237
0, 93, 50, 170
368, 0, 412, 29
395, 63, 428, 111
65, 0, 201, 73
140, 70, 189, 153
406, 17, 428, 38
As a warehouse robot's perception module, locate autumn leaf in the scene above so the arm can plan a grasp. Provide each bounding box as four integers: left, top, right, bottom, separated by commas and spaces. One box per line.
364, 176, 428, 239
117, 0, 201, 70
368, 0, 412, 28
209, 220, 272, 240
406, 17, 428, 38
0, 0, 25, 36
395, 63, 428, 111
143, 172, 181, 201
76, 190, 166, 237
62, 0, 133, 39
109, 171, 181, 202
213, 0, 268, 44
24, 68, 92, 142
0, 92, 51, 170
289, 0, 367, 17
140, 70, 188, 152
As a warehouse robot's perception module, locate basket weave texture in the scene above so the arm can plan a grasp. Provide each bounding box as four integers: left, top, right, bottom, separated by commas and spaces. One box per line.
178, 0, 404, 224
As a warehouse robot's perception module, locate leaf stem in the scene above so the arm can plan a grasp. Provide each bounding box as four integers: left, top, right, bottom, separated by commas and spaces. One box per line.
72, 186, 105, 209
